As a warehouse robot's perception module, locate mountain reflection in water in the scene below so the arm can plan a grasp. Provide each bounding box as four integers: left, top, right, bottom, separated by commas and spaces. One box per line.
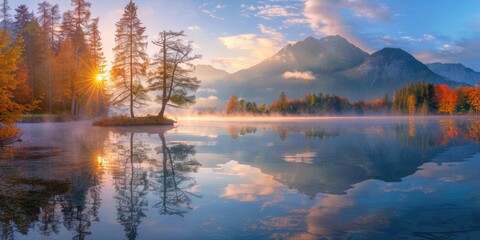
0, 117, 479, 239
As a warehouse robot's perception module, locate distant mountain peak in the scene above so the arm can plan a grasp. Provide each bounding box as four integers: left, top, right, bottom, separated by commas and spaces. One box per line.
427, 62, 480, 85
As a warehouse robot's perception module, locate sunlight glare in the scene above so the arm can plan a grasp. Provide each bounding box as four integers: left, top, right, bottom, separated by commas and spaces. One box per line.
97, 156, 108, 169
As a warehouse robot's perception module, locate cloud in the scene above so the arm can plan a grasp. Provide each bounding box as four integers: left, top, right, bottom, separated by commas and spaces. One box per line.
282, 71, 315, 81
218, 24, 285, 71
199, 3, 224, 20
258, 24, 284, 41
400, 34, 436, 42
256, 5, 299, 19
283, 18, 310, 27
437, 44, 464, 54
187, 25, 201, 31
304, 0, 392, 50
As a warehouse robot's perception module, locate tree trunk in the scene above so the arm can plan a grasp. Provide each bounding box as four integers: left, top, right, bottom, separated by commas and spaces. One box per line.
129, 19, 134, 118
158, 31, 167, 119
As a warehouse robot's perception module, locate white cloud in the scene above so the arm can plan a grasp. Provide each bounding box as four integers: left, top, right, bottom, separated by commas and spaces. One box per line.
304, 0, 391, 50
400, 34, 436, 42
256, 5, 299, 19
283, 18, 310, 26
258, 24, 284, 41
187, 25, 201, 31
438, 44, 464, 54
282, 71, 315, 81
423, 34, 435, 41
199, 3, 224, 20
218, 24, 285, 71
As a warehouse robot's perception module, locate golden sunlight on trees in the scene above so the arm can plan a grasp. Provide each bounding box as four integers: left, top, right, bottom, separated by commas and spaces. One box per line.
148, 31, 201, 119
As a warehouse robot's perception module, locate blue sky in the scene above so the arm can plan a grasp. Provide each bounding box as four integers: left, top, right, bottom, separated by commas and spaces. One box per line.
17, 0, 480, 72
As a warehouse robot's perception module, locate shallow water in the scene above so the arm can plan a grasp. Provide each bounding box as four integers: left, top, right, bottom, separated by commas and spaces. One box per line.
1, 116, 480, 239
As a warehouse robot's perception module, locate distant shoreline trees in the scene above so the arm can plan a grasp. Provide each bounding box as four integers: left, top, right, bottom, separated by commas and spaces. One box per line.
225, 83, 480, 116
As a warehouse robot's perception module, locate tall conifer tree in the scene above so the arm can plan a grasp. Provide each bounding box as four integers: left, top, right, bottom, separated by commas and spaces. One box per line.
111, 0, 148, 118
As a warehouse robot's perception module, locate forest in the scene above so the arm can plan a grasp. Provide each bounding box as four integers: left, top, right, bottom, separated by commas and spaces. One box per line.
225, 83, 480, 115
0, 0, 200, 143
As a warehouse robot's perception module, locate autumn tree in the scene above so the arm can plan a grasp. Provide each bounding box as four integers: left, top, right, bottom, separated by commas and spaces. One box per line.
466, 86, 480, 114
434, 85, 458, 115
226, 95, 239, 114
0, 30, 37, 145
148, 30, 201, 119
407, 94, 416, 115
111, 0, 148, 118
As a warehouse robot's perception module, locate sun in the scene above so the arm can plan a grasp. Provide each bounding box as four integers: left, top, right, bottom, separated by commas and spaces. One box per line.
96, 74, 103, 81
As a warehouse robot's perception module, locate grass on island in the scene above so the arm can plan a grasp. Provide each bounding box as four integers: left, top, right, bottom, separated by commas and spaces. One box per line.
92, 115, 176, 127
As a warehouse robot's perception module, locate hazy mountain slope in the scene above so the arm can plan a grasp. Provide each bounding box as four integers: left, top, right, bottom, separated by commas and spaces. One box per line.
426, 62, 480, 86
192, 64, 230, 83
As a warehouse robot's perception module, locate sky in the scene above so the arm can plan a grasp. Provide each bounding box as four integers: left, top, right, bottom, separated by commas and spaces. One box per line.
16, 0, 480, 73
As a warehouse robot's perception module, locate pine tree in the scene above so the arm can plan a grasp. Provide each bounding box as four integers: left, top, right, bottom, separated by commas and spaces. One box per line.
148, 31, 201, 119
66, 0, 91, 118
111, 0, 148, 118
37, 1, 61, 114
86, 17, 107, 116
0, 0, 10, 30
13, 4, 33, 35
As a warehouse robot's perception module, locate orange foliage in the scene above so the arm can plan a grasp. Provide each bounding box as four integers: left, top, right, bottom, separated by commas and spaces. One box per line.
0, 124, 22, 146
434, 85, 458, 114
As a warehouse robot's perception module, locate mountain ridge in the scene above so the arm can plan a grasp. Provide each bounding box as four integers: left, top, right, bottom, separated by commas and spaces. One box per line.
199, 36, 464, 105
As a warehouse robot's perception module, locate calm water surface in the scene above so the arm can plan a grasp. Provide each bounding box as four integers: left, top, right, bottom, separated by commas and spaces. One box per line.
1, 117, 480, 239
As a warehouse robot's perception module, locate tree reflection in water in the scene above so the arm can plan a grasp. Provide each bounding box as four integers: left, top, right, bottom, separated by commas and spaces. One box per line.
109, 129, 200, 239
152, 133, 200, 216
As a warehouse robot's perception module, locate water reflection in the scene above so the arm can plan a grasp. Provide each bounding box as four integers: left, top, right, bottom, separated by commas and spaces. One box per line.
0, 118, 479, 239
105, 128, 200, 239
0, 122, 108, 239
209, 117, 480, 197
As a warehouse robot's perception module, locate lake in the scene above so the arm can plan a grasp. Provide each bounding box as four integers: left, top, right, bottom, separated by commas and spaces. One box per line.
1, 116, 480, 239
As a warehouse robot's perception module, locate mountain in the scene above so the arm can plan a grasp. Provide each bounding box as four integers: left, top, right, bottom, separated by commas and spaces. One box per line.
426, 62, 480, 86
192, 64, 230, 83
210, 36, 459, 103
343, 48, 454, 98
